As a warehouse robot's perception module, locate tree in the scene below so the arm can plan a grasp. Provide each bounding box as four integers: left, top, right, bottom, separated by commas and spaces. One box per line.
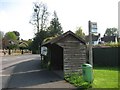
30, 2, 49, 33
75, 27, 85, 39
30, 2, 49, 54
0, 31, 4, 40
3, 32, 17, 55
31, 30, 48, 54
4, 32, 17, 40
104, 28, 118, 36
13, 31, 20, 40
47, 11, 63, 37
27, 39, 33, 51
0, 31, 4, 49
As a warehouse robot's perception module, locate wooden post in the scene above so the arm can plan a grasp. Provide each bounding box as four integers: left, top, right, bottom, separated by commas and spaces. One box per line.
88, 20, 93, 66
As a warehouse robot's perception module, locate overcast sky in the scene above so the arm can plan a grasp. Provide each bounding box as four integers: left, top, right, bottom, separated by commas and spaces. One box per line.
0, 0, 119, 40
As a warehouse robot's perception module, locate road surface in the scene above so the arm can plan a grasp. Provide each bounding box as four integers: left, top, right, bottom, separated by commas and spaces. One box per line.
1, 54, 40, 88
0, 54, 75, 89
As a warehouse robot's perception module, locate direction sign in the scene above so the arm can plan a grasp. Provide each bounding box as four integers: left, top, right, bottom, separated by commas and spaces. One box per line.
91, 22, 97, 33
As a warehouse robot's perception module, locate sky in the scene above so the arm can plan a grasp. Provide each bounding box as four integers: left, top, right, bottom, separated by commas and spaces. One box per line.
0, 0, 119, 40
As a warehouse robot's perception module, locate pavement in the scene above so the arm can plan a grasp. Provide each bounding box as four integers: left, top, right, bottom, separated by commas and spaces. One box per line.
1, 55, 76, 89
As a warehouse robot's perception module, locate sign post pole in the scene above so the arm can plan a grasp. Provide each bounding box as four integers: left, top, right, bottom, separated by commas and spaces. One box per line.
88, 20, 97, 66
88, 20, 93, 66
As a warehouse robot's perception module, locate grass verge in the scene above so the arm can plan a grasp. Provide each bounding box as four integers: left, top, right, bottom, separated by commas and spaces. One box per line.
92, 67, 119, 88
64, 67, 119, 89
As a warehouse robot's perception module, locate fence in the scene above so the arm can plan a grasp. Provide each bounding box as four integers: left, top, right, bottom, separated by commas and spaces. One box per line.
93, 47, 119, 67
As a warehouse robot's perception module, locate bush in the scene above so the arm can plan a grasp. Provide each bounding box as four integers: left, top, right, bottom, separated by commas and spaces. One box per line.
64, 73, 92, 89
104, 42, 120, 47
94, 42, 120, 47
40, 55, 50, 69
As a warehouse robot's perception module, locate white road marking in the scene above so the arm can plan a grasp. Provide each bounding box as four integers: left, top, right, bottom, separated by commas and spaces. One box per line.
2, 59, 7, 61
0, 74, 10, 76
12, 69, 43, 75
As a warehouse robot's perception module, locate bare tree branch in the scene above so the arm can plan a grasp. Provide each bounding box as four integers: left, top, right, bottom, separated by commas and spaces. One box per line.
30, 2, 49, 33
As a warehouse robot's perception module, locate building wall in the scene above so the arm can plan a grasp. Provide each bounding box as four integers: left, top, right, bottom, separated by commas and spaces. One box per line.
57, 35, 86, 74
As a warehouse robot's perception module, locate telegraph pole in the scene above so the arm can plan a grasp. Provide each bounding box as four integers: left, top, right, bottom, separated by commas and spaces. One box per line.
88, 20, 93, 66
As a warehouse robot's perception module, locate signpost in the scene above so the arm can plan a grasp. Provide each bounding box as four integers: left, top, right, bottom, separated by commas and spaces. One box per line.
118, 1, 120, 38
88, 20, 97, 66
91, 22, 97, 33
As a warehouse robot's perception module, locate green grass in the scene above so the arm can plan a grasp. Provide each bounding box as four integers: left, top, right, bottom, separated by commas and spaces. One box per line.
93, 67, 119, 88
64, 67, 119, 89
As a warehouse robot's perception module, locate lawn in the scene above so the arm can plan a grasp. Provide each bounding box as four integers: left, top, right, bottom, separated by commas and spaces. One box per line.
65, 67, 119, 89
92, 67, 119, 88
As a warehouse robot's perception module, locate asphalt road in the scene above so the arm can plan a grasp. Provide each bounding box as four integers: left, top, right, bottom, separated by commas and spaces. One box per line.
1, 54, 41, 89
1, 54, 40, 70
1, 54, 75, 89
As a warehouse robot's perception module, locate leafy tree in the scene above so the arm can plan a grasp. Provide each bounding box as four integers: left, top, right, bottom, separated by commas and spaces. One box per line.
47, 11, 63, 37
4, 32, 18, 55
0, 31, 4, 40
75, 27, 85, 39
104, 28, 118, 36
27, 39, 33, 51
0, 31, 4, 49
31, 30, 48, 54
4, 32, 17, 40
13, 31, 20, 40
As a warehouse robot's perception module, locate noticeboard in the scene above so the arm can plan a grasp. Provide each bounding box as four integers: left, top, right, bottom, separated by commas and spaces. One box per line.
41, 46, 47, 56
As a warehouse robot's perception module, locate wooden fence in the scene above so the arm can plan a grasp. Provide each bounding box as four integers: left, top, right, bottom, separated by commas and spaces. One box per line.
93, 47, 119, 67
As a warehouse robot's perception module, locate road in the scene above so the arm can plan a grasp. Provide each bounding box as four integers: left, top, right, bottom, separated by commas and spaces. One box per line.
1, 54, 40, 70
1, 54, 75, 89
1, 54, 41, 89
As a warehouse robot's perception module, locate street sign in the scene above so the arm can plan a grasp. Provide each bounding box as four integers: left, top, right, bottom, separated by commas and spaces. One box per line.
41, 46, 47, 56
91, 22, 97, 33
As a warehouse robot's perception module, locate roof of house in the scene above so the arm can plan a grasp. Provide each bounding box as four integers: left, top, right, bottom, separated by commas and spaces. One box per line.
101, 36, 116, 42
42, 30, 86, 46
85, 34, 100, 42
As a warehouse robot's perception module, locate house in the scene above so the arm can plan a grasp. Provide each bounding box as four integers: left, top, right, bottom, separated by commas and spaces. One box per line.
85, 34, 101, 45
101, 36, 118, 43
42, 31, 87, 78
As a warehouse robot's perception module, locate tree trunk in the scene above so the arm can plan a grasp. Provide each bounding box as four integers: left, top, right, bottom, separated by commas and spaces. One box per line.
21, 49, 24, 54
8, 49, 11, 55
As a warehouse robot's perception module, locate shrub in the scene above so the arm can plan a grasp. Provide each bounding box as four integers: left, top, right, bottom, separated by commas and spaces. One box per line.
64, 73, 92, 89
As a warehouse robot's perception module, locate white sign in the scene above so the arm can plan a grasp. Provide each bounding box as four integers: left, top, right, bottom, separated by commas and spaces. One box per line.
41, 46, 47, 56
91, 22, 97, 33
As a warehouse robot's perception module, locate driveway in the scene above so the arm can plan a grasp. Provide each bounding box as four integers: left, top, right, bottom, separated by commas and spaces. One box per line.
3, 56, 76, 89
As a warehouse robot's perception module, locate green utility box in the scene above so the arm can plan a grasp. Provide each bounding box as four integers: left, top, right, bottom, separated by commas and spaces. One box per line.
82, 64, 93, 83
